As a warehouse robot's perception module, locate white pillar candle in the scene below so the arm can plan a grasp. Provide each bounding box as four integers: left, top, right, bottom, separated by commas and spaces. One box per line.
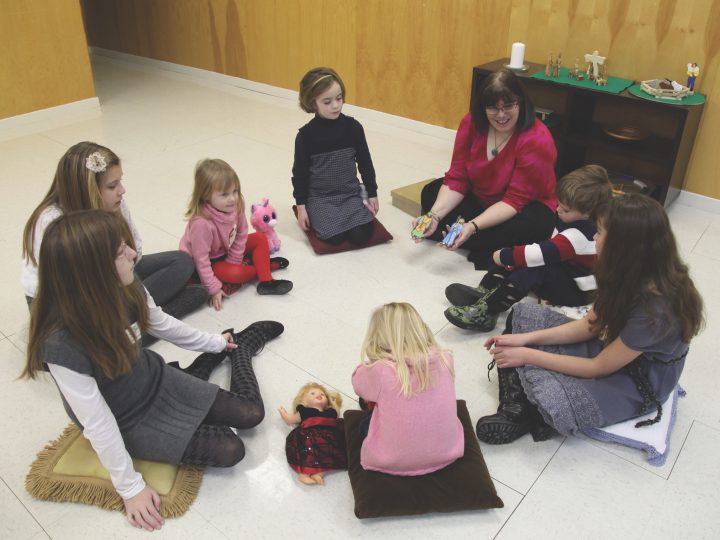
509, 42, 525, 68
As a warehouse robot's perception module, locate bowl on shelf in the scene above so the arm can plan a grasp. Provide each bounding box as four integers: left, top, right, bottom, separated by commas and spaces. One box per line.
603, 125, 650, 141
608, 174, 654, 197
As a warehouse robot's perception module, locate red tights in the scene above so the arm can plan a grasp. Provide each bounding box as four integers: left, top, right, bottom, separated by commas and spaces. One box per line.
212, 233, 272, 284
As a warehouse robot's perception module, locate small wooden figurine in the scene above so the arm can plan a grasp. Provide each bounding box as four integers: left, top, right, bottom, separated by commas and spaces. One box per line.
545, 53, 553, 76
687, 62, 699, 92
555, 52, 562, 77
584, 50, 606, 81
595, 62, 608, 86
569, 58, 584, 80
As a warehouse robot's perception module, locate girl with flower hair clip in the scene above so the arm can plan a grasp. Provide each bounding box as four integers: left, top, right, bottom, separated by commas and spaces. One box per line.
351, 302, 464, 475
22, 141, 207, 323
279, 382, 347, 485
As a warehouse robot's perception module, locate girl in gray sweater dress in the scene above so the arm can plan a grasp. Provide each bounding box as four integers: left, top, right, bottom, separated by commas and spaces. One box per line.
476, 194, 704, 445
22, 210, 282, 531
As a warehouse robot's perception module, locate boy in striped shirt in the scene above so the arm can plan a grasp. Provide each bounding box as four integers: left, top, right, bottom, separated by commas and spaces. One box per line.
445, 165, 612, 332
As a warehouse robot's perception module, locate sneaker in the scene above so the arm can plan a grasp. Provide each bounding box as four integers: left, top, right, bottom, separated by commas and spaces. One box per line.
270, 257, 290, 270
445, 283, 492, 306
256, 279, 293, 295
444, 300, 499, 332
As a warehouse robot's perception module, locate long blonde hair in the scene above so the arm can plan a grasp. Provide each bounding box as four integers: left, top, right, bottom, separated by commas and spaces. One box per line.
22, 142, 121, 265
291, 382, 343, 411
361, 302, 452, 398
23, 210, 149, 380
185, 158, 245, 219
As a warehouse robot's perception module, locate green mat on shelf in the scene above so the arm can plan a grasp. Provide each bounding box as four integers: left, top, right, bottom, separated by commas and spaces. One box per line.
627, 84, 706, 106
531, 67, 634, 95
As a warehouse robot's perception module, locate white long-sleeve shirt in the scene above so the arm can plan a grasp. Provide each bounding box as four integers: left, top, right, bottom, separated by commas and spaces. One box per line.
21, 200, 143, 298
46, 293, 225, 499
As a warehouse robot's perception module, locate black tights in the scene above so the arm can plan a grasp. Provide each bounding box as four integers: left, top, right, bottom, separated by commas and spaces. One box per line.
323, 220, 374, 245
180, 328, 266, 467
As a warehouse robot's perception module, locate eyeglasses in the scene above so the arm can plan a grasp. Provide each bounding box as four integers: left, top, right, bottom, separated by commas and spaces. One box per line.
485, 102, 519, 115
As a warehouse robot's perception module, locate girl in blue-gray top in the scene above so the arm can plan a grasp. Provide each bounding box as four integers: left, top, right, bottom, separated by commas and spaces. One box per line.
477, 194, 704, 445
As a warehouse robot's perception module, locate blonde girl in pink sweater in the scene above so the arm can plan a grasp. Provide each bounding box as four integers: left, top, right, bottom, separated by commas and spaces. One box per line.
180, 159, 292, 310
351, 302, 464, 475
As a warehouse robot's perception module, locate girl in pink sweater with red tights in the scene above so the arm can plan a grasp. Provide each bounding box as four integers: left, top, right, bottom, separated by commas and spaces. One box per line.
351, 302, 464, 475
180, 159, 292, 310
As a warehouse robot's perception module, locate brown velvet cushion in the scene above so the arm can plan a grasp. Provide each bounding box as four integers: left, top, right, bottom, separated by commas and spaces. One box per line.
292, 206, 393, 255
344, 400, 504, 518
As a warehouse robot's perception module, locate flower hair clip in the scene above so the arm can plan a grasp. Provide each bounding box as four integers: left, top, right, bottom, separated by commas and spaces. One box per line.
85, 152, 107, 173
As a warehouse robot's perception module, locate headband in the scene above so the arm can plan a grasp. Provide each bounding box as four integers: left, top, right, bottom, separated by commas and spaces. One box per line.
310, 74, 334, 88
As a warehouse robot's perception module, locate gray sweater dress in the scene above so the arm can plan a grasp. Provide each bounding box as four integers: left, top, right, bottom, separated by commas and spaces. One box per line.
44, 330, 219, 463
511, 299, 687, 435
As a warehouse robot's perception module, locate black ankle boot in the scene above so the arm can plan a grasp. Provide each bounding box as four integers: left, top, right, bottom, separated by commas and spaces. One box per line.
183, 351, 227, 381
476, 367, 531, 444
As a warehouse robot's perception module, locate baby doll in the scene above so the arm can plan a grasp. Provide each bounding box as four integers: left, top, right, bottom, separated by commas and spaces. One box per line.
278, 382, 347, 485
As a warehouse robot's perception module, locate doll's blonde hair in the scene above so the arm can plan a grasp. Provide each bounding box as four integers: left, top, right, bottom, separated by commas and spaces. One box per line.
291, 382, 343, 412
185, 158, 245, 219
361, 302, 452, 399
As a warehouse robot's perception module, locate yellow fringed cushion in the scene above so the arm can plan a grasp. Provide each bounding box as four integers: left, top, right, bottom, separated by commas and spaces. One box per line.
26, 424, 203, 517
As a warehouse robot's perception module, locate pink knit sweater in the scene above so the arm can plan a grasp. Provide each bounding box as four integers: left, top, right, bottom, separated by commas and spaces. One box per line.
351, 350, 464, 476
179, 204, 249, 295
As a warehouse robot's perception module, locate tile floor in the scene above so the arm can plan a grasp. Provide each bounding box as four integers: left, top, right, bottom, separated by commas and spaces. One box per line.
1, 54, 719, 539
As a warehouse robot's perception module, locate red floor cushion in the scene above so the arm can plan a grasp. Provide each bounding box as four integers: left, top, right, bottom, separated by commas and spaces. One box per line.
292, 206, 393, 255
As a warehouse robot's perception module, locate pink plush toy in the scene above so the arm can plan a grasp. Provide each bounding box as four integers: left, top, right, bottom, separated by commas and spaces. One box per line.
250, 198, 281, 254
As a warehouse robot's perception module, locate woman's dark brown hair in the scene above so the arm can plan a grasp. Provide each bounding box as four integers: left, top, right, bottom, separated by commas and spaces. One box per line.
22, 210, 149, 380
470, 69, 536, 133
592, 194, 704, 343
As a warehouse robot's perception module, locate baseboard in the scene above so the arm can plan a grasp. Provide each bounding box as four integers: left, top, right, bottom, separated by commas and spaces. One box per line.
674, 190, 720, 213
0, 98, 100, 140
89, 47, 456, 142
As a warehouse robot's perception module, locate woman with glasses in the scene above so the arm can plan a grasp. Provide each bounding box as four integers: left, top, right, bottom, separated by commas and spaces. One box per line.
413, 69, 557, 270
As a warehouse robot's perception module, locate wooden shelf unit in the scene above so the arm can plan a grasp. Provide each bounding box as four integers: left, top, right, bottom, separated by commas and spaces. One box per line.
472, 59, 705, 206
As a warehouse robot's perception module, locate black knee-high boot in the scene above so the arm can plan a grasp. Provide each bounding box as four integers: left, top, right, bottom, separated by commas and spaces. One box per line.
476, 367, 532, 444
477, 310, 556, 443
227, 321, 284, 427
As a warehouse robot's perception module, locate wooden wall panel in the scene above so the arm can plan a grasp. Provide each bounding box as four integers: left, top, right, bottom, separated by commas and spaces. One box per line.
81, 0, 720, 199
356, 0, 510, 127
0, 0, 95, 120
